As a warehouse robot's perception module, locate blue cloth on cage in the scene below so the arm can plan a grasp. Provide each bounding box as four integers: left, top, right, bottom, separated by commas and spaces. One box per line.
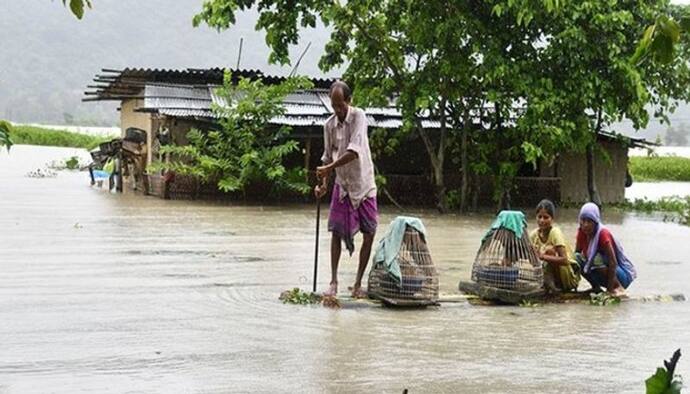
372, 216, 427, 286
482, 210, 527, 242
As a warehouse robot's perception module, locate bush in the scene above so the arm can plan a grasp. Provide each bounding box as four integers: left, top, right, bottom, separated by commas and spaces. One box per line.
153, 71, 313, 196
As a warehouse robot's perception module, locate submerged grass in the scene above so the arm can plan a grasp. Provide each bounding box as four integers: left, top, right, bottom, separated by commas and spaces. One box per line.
10, 125, 115, 150
616, 196, 690, 226
629, 156, 690, 182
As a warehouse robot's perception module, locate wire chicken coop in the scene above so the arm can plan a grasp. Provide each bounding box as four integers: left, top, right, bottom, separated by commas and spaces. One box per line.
368, 224, 439, 306
471, 211, 543, 291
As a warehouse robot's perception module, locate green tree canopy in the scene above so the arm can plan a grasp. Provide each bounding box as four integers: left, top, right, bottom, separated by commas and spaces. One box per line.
514, 0, 690, 203
196, 0, 554, 210
195, 0, 690, 208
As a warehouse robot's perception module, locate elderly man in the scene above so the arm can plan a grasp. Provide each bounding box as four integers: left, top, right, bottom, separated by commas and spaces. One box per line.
315, 81, 377, 298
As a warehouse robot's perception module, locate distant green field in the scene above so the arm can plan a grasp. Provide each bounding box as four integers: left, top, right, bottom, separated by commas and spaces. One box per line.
629, 156, 690, 182
10, 125, 115, 150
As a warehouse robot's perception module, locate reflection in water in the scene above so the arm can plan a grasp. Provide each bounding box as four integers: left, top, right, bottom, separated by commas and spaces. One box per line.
1, 145, 689, 393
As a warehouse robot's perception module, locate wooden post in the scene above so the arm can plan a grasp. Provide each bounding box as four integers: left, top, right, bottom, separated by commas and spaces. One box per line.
116, 152, 123, 193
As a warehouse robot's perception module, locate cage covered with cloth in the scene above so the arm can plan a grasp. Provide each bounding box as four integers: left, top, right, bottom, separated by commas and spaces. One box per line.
367, 216, 439, 305
470, 210, 543, 291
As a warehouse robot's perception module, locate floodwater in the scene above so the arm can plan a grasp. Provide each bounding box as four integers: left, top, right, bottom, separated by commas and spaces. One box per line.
627, 145, 690, 200
1, 145, 689, 394
626, 181, 690, 201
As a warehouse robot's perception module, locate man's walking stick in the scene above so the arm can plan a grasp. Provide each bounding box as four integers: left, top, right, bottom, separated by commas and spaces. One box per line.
313, 197, 321, 293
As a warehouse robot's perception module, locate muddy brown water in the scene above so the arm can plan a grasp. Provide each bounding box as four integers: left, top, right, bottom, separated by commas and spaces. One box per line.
1, 145, 689, 393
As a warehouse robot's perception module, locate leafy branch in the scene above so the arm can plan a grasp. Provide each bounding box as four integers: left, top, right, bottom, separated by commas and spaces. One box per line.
646, 349, 683, 394
61, 0, 92, 19
0, 120, 13, 152
632, 12, 690, 65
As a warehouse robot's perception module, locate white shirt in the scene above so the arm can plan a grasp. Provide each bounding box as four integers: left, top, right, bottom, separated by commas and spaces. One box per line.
321, 106, 377, 208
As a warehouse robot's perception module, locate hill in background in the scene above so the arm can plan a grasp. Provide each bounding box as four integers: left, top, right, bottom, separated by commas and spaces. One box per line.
1, 0, 688, 145
0, 0, 335, 126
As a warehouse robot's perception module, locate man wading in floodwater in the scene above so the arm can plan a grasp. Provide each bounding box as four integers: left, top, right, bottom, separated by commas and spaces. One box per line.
314, 81, 378, 298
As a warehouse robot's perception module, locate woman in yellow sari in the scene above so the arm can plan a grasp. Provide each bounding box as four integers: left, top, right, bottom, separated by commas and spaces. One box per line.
529, 199, 580, 292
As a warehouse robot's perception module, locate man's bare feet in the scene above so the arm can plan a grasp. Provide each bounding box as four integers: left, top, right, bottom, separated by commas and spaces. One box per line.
323, 282, 338, 297
350, 285, 367, 299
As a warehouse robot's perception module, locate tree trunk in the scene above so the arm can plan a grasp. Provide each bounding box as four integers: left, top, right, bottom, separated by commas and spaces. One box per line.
417, 97, 448, 213
433, 162, 446, 212
459, 109, 470, 212
496, 185, 511, 211
586, 142, 602, 206
417, 126, 445, 211
304, 137, 311, 177
503, 188, 511, 210
472, 173, 480, 211
116, 152, 123, 193
587, 107, 603, 206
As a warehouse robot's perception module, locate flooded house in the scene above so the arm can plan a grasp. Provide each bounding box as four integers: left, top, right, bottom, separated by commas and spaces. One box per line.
84, 67, 651, 206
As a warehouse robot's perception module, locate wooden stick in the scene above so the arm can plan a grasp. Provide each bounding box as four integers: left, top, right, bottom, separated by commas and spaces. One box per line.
313, 198, 321, 293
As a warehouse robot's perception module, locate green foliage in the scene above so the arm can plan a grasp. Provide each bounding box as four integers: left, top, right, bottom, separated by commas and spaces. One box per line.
637, 5, 690, 125
10, 125, 112, 149
194, 0, 690, 209
64, 156, 80, 170
61, 0, 92, 19
47, 156, 86, 171
369, 128, 400, 160
632, 9, 690, 65
589, 292, 621, 306
519, 299, 541, 308
445, 190, 461, 211
195, 0, 550, 209
280, 288, 321, 305
629, 156, 690, 182
645, 349, 683, 394
153, 71, 313, 196
0, 120, 13, 152
618, 196, 690, 225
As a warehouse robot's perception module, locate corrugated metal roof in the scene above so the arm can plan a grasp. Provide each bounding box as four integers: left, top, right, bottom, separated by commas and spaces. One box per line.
153, 109, 434, 130
269, 115, 328, 126
125, 81, 444, 129
84, 67, 336, 101
145, 84, 212, 110
145, 84, 211, 100
283, 91, 324, 105
283, 103, 329, 116
364, 106, 402, 117
144, 97, 211, 110
371, 118, 441, 129
316, 91, 333, 114
158, 108, 215, 118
